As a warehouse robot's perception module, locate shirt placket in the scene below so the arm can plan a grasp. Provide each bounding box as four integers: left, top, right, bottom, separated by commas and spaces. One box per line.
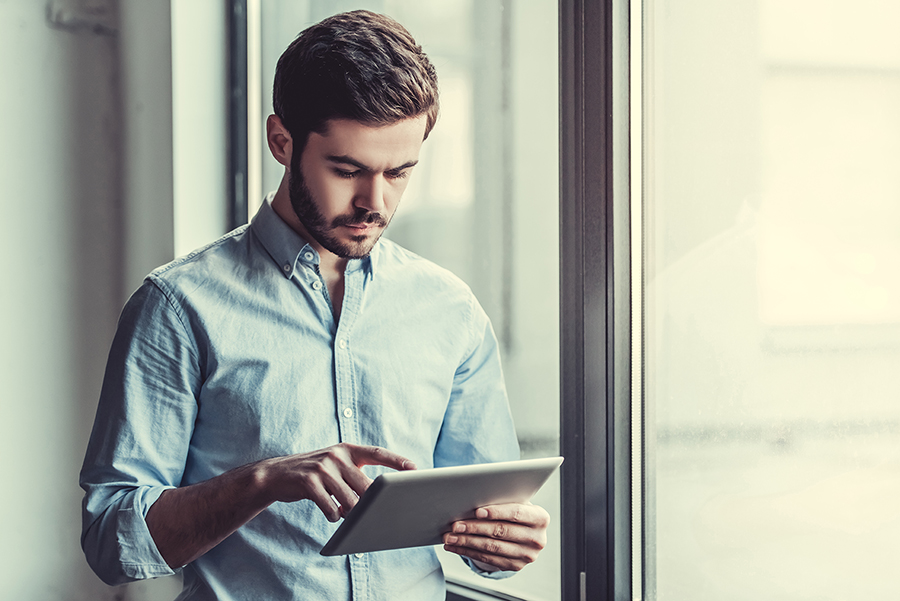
333, 270, 359, 447
333, 266, 369, 601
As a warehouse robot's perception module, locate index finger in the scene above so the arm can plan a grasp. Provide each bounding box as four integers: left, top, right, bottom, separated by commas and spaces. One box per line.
348, 444, 417, 472
473, 502, 550, 527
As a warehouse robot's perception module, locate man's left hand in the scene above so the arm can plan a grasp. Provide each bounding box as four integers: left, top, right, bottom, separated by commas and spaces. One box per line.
441, 502, 550, 572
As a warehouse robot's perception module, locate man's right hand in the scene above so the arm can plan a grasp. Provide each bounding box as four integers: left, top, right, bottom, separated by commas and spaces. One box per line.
259, 443, 417, 521
146, 443, 415, 568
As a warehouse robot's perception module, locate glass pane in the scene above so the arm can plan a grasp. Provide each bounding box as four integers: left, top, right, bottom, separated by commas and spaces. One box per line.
258, 1, 559, 598
643, 1, 900, 598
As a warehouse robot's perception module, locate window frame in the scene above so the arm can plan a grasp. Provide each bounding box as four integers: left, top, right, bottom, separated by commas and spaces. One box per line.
559, 0, 633, 600
228, 0, 249, 230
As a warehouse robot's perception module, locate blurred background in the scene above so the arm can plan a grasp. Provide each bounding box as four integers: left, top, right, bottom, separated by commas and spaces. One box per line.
642, 0, 900, 598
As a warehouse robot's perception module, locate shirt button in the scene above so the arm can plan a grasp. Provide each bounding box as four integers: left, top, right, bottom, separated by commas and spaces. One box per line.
304, 252, 314, 261
343, 407, 353, 418
312, 281, 323, 291
338, 339, 347, 349
282, 264, 291, 273
354, 553, 364, 559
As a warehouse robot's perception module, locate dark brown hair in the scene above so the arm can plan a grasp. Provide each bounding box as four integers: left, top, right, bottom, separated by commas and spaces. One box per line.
273, 10, 439, 151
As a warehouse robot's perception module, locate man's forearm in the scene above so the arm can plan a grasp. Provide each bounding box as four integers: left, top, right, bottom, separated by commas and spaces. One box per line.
146, 461, 273, 569
143, 443, 415, 569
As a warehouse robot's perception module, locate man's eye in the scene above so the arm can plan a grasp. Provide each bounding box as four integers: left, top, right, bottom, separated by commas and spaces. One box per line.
334, 169, 359, 179
385, 170, 409, 181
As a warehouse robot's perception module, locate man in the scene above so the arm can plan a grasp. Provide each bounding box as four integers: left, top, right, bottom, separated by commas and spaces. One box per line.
81, 10, 548, 600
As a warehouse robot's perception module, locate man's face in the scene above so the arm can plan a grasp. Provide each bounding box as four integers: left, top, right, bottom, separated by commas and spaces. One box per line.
288, 116, 427, 259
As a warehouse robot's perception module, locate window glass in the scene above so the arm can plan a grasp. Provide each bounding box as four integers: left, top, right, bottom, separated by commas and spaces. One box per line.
642, 1, 900, 598
257, 2, 560, 599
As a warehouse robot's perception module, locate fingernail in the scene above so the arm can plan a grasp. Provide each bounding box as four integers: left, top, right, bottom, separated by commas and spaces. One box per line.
445, 535, 458, 544
476, 508, 488, 519
453, 522, 465, 533
403, 460, 417, 470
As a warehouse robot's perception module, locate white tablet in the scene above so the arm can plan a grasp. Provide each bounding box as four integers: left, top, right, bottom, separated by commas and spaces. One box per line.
320, 456, 563, 556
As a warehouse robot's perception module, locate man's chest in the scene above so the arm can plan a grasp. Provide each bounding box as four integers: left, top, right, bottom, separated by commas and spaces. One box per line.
182, 288, 471, 476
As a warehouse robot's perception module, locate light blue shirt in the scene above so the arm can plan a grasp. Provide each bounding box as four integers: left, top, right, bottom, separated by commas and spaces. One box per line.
80, 198, 520, 600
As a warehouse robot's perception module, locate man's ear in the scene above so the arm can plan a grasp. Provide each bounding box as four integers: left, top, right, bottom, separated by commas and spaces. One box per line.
266, 114, 293, 166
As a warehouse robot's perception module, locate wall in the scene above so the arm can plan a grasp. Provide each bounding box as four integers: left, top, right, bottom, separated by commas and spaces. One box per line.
0, 0, 125, 598
0, 1, 222, 599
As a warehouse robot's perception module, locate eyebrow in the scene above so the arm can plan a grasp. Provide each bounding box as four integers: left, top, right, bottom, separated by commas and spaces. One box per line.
326, 154, 419, 173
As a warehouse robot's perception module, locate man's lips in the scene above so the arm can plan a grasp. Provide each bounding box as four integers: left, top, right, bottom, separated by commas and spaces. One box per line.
344, 223, 375, 230
334, 213, 388, 232
340, 219, 385, 231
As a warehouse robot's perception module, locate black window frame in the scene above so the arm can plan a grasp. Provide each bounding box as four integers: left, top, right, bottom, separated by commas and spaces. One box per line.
227, 0, 249, 230
559, 0, 632, 600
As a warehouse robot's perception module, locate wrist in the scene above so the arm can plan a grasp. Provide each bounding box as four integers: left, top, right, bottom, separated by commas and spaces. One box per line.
242, 458, 278, 507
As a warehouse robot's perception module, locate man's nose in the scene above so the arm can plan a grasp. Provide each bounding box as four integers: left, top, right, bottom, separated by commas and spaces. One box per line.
354, 174, 386, 213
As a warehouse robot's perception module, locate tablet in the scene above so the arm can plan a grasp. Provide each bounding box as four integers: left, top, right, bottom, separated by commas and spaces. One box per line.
320, 456, 563, 556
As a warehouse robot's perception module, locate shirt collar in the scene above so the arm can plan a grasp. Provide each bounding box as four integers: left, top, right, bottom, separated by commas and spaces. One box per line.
251, 194, 377, 279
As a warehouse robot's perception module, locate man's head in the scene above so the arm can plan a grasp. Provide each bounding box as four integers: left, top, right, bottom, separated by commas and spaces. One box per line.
268, 10, 439, 260
272, 10, 439, 154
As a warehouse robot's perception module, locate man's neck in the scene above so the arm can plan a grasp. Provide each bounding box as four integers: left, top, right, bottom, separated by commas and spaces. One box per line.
271, 187, 347, 318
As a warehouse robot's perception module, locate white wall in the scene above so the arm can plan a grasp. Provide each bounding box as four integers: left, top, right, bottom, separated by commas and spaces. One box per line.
172, 0, 228, 256
0, 0, 127, 598
0, 1, 222, 599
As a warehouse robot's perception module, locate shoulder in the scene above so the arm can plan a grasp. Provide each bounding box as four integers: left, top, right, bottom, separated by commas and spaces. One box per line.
146, 225, 254, 298
374, 238, 475, 299
370, 239, 489, 344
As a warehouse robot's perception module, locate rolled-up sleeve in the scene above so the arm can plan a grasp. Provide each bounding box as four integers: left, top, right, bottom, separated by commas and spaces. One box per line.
80, 279, 201, 585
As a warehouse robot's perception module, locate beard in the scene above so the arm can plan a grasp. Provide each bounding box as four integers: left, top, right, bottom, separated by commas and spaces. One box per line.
288, 151, 391, 260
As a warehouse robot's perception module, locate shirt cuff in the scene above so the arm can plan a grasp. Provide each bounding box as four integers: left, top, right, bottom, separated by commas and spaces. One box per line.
116, 486, 177, 580
462, 556, 516, 580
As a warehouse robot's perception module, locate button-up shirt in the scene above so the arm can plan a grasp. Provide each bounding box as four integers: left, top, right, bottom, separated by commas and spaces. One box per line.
80, 197, 520, 600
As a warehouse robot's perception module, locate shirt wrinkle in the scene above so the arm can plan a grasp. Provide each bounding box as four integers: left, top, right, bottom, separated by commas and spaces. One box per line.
144, 278, 205, 391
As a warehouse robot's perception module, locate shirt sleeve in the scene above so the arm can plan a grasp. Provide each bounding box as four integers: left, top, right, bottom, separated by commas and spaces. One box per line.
433, 295, 521, 580
80, 279, 201, 585
434, 295, 520, 468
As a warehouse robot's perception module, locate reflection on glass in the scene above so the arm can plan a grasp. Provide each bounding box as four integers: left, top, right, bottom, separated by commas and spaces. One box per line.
259, 1, 559, 599
643, 1, 900, 598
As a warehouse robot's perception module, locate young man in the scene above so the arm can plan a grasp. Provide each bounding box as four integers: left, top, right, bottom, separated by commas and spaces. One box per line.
81, 10, 548, 600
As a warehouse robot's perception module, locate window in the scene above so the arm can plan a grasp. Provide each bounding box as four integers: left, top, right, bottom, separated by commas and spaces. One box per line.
638, 0, 900, 598
562, 1, 900, 599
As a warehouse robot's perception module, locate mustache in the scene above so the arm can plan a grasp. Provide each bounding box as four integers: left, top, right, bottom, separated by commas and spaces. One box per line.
332, 210, 388, 228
